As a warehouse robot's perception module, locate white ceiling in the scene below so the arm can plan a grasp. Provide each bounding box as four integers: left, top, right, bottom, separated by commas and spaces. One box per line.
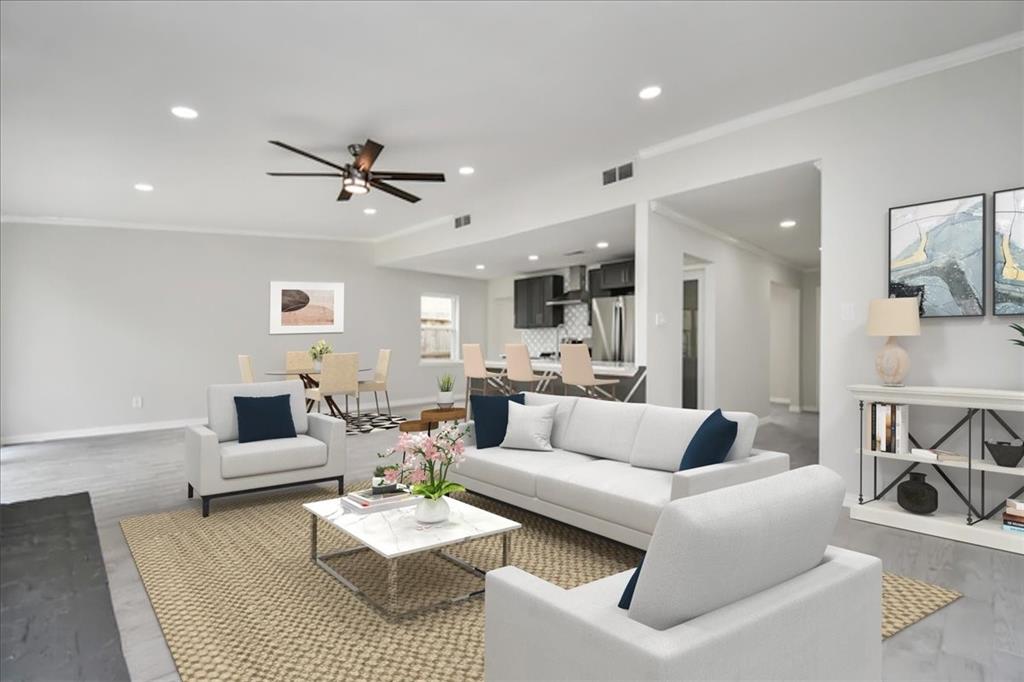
1, 2, 1020, 241
659, 162, 821, 268
388, 206, 635, 279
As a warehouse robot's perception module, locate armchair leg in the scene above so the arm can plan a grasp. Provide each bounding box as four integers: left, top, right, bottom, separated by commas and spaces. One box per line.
337, 476, 345, 495
201, 497, 210, 518
187, 483, 194, 499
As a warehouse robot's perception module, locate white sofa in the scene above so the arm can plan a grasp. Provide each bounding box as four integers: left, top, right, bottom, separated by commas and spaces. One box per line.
450, 392, 790, 549
185, 380, 347, 516
486, 466, 883, 681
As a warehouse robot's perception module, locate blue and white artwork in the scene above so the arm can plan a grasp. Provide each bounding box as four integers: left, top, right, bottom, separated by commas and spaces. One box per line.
889, 194, 985, 318
994, 187, 1024, 316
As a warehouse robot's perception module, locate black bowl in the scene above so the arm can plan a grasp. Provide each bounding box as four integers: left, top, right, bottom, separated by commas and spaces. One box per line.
985, 441, 1024, 468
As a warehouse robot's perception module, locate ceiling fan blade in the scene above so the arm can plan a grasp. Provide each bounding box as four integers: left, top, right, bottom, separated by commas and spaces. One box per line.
371, 171, 445, 182
267, 172, 343, 177
337, 187, 352, 201
354, 139, 384, 172
268, 140, 348, 173
369, 178, 420, 203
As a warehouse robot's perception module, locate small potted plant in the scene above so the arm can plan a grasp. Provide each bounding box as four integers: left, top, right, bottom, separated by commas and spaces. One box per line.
308, 339, 332, 371
437, 372, 455, 409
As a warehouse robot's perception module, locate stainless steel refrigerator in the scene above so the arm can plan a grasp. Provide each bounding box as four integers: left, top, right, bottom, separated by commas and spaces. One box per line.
590, 295, 635, 363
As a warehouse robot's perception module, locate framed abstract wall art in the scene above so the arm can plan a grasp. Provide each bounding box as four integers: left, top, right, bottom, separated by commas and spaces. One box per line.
269, 281, 344, 334
993, 187, 1024, 316
888, 194, 985, 318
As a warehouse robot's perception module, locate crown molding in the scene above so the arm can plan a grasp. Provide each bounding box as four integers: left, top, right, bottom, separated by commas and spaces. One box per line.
369, 214, 454, 244
639, 31, 1024, 160
0, 215, 375, 243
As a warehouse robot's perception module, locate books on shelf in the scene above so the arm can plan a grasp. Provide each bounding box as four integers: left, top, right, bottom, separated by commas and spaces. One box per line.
1005, 499, 1024, 534
909, 448, 968, 463
341, 486, 417, 514
867, 402, 909, 455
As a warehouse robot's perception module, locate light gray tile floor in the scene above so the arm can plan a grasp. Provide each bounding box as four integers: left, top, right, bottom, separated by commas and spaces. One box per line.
2, 403, 1021, 681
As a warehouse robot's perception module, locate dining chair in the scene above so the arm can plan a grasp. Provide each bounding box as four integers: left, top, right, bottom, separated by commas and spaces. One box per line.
505, 343, 547, 393
559, 344, 620, 400
462, 343, 507, 415
358, 349, 392, 416
305, 353, 360, 419
286, 351, 317, 410
237, 354, 254, 383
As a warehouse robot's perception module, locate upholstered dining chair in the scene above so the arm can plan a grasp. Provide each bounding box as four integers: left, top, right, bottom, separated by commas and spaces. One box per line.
504, 343, 546, 393
305, 353, 360, 419
358, 349, 392, 416
559, 344, 619, 400
237, 354, 254, 383
286, 350, 314, 380
462, 343, 506, 414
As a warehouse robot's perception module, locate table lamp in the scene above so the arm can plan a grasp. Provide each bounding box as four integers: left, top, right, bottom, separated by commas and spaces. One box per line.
866, 297, 920, 386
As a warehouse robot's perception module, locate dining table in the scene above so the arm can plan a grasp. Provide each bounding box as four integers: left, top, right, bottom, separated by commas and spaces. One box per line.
265, 368, 373, 389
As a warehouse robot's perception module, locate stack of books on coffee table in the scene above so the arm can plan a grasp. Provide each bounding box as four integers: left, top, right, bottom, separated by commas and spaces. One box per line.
341, 485, 417, 514
1004, 499, 1024, 535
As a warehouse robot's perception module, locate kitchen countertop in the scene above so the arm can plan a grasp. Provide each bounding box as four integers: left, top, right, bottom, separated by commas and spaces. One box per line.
485, 358, 639, 377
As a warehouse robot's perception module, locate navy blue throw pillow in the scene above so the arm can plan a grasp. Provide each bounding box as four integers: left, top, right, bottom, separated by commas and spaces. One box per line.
679, 408, 738, 470
234, 394, 297, 443
470, 393, 525, 448
618, 555, 645, 609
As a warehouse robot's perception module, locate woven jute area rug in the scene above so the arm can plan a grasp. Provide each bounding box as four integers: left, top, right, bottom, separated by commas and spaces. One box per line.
122, 485, 960, 681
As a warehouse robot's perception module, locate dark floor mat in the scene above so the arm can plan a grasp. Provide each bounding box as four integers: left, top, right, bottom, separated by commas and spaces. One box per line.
1, 492, 129, 681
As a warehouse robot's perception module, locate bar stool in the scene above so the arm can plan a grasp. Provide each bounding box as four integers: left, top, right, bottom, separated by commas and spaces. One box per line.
559, 344, 620, 400
505, 343, 547, 393
462, 343, 507, 415
238, 355, 254, 383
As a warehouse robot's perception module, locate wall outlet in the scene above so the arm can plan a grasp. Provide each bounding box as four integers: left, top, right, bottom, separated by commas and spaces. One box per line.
654, 312, 666, 326
131, 395, 143, 409
841, 303, 856, 322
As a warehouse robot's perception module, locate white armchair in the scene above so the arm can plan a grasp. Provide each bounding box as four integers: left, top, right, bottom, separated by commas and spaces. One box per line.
486, 466, 882, 681
185, 380, 347, 517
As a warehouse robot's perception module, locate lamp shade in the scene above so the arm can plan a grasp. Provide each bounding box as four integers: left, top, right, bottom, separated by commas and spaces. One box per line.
867, 298, 920, 337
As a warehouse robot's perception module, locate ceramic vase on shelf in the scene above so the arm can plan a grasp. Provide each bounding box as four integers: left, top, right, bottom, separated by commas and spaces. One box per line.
897, 472, 938, 515
437, 391, 454, 409
414, 497, 450, 524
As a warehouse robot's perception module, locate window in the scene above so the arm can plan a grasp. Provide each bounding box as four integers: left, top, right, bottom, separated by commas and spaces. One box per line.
420, 294, 459, 361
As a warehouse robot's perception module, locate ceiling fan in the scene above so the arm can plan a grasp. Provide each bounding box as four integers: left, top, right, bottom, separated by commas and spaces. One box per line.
266, 138, 445, 203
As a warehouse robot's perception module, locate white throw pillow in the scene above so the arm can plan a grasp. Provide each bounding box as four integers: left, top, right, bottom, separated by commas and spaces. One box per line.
500, 401, 558, 451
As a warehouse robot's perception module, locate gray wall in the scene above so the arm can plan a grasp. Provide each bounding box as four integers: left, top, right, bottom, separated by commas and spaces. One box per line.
0, 223, 487, 440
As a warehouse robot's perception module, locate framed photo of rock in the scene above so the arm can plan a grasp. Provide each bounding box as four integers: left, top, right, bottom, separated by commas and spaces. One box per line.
269, 281, 344, 334
993, 186, 1024, 316
888, 194, 985, 318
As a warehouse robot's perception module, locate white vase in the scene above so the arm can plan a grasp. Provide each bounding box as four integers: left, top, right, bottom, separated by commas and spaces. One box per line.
414, 497, 450, 524
437, 391, 454, 408
312, 359, 322, 372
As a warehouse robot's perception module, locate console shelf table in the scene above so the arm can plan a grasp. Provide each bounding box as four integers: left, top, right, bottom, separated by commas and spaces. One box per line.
848, 384, 1024, 555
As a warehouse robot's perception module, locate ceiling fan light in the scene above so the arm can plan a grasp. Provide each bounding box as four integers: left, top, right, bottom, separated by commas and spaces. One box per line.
342, 176, 369, 195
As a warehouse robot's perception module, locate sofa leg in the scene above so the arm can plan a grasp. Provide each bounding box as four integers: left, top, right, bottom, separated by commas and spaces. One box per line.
187, 482, 194, 499
202, 497, 210, 518
337, 476, 345, 495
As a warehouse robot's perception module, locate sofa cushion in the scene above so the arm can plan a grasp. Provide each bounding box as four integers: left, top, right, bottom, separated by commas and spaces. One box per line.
628, 465, 845, 630
679, 408, 737, 470
234, 394, 297, 443
523, 393, 579, 449
560, 399, 647, 462
535, 459, 672, 533
471, 393, 525, 449
454, 447, 597, 497
220, 434, 327, 479
208, 381, 308, 443
629, 405, 758, 472
501, 401, 557, 451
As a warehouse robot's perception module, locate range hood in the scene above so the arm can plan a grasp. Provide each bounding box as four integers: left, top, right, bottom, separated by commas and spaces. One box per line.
546, 265, 590, 306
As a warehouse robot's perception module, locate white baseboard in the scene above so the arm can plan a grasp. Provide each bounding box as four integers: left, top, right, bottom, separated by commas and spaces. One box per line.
802, 405, 820, 413
1, 393, 466, 446
769, 397, 791, 406
788, 404, 803, 414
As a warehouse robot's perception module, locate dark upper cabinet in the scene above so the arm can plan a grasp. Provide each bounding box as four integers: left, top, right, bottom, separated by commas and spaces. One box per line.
513, 275, 564, 329
599, 260, 635, 290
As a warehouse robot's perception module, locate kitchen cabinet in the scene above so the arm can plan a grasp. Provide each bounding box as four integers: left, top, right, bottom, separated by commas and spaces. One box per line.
599, 260, 635, 290
514, 275, 564, 329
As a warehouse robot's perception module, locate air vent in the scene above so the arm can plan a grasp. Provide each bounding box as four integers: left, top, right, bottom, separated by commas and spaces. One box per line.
563, 249, 585, 257
601, 162, 634, 186
454, 214, 471, 228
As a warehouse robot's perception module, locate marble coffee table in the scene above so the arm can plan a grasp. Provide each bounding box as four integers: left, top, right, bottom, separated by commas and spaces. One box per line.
304, 497, 520, 618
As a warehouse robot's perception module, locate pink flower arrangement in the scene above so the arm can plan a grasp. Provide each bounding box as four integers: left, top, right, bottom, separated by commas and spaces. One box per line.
383, 423, 470, 501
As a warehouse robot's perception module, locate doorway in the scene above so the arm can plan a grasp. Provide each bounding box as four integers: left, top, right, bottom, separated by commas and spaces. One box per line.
682, 262, 708, 409
769, 281, 801, 410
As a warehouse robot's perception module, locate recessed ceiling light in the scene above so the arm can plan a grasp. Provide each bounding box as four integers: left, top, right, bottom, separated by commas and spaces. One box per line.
133, 183, 154, 192
363, 207, 377, 215
779, 219, 797, 228
528, 254, 539, 261
459, 166, 475, 176
596, 241, 609, 249
475, 264, 486, 270
638, 85, 662, 100
170, 106, 198, 119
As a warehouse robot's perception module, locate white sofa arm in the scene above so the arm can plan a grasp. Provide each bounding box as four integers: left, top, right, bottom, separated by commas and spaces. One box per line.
307, 413, 347, 475
462, 420, 476, 447
670, 449, 790, 500
185, 425, 222, 495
